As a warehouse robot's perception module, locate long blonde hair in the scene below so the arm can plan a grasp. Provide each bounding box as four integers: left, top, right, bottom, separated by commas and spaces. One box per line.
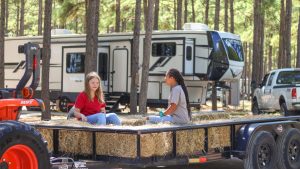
84, 72, 105, 103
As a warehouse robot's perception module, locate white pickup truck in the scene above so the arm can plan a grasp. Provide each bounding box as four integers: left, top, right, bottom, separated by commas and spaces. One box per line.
253, 68, 300, 116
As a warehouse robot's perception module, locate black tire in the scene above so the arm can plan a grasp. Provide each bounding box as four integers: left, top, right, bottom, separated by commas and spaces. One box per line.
252, 99, 262, 115
280, 102, 290, 116
244, 131, 277, 169
0, 121, 50, 169
276, 128, 300, 169
58, 96, 70, 112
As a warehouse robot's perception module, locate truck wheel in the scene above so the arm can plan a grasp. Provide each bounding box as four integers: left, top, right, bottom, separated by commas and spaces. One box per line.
58, 96, 70, 112
0, 121, 50, 169
280, 102, 290, 116
252, 99, 262, 115
276, 128, 300, 169
244, 131, 277, 169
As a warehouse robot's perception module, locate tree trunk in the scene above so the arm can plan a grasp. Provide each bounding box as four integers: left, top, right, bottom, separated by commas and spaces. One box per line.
214, 0, 220, 30
0, 0, 5, 88
143, 0, 147, 31
20, 0, 25, 36
115, 0, 121, 32
153, 0, 159, 30
176, 0, 182, 30
38, 0, 43, 35
130, 0, 142, 114
85, 0, 99, 75
204, 0, 209, 25
252, 0, 260, 86
224, 0, 228, 32
229, 0, 234, 33
173, 0, 176, 29
5, 0, 8, 33
278, 0, 285, 68
139, 0, 153, 114
184, 0, 187, 23
268, 45, 272, 71
16, 0, 19, 36
41, 0, 52, 120
285, 0, 292, 68
191, 0, 195, 22
297, 14, 300, 68
258, 10, 264, 81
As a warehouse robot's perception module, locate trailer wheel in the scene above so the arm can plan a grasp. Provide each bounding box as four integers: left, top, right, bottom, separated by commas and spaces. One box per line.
0, 121, 50, 169
244, 131, 277, 169
276, 128, 300, 169
58, 96, 70, 112
252, 98, 262, 115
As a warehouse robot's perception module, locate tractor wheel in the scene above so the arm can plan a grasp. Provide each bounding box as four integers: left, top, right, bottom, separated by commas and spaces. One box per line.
0, 121, 50, 169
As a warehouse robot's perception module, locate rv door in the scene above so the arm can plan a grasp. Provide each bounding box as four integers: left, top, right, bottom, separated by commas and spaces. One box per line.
184, 39, 194, 75
62, 47, 85, 93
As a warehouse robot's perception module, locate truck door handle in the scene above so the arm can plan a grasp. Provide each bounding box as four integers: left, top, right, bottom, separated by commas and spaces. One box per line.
75, 80, 82, 82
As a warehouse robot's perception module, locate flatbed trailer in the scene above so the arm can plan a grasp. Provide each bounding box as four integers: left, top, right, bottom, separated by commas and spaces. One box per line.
32, 115, 300, 169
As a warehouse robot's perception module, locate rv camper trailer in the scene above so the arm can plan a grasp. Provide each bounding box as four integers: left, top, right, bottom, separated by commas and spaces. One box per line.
4, 23, 244, 112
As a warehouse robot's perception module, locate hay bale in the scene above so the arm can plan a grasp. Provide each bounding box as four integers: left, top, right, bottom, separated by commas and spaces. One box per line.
140, 132, 173, 157
208, 126, 231, 149
96, 132, 137, 158
59, 130, 93, 155
37, 128, 53, 152
176, 129, 205, 156
192, 112, 230, 122
122, 119, 146, 126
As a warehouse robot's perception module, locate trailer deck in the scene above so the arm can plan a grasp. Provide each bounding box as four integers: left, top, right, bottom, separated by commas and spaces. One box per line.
30, 115, 300, 168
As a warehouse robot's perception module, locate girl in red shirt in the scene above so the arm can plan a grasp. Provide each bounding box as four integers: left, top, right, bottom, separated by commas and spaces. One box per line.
73, 72, 121, 125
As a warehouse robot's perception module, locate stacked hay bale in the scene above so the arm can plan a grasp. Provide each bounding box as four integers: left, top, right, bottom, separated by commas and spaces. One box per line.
36, 128, 53, 152
59, 130, 93, 155
176, 129, 205, 156
96, 132, 137, 158
208, 126, 231, 148
140, 132, 173, 157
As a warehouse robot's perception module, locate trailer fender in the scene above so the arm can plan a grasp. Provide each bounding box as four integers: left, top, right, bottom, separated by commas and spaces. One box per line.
234, 121, 298, 158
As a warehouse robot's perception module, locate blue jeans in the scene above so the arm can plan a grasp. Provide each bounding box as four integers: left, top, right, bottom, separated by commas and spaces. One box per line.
87, 113, 121, 125
148, 115, 173, 123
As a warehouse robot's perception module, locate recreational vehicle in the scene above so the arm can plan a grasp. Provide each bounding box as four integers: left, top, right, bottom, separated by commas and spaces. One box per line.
4, 23, 244, 112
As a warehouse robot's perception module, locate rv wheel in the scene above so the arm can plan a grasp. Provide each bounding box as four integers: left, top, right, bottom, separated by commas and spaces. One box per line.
244, 131, 277, 169
0, 121, 50, 169
58, 96, 70, 112
276, 128, 300, 169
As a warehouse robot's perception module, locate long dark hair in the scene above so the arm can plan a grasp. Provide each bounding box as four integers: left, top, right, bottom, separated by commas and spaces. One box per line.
167, 68, 191, 120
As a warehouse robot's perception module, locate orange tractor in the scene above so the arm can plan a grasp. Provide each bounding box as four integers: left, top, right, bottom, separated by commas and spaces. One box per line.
0, 43, 50, 169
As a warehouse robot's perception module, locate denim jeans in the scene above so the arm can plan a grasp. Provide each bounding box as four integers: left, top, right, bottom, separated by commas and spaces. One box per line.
148, 115, 173, 123
87, 113, 121, 125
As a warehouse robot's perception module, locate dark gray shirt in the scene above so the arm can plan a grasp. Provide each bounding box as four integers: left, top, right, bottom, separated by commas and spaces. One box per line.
169, 85, 190, 124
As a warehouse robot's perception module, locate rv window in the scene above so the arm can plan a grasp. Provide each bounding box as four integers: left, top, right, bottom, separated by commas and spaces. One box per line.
98, 53, 108, 81
66, 53, 85, 73
152, 42, 176, 57
223, 38, 244, 62
186, 46, 192, 61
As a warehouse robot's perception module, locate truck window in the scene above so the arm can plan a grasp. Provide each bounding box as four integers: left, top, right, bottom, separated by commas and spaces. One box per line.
66, 53, 85, 73
277, 71, 300, 84
152, 42, 176, 57
261, 74, 269, 87
267, 73, 275, 86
